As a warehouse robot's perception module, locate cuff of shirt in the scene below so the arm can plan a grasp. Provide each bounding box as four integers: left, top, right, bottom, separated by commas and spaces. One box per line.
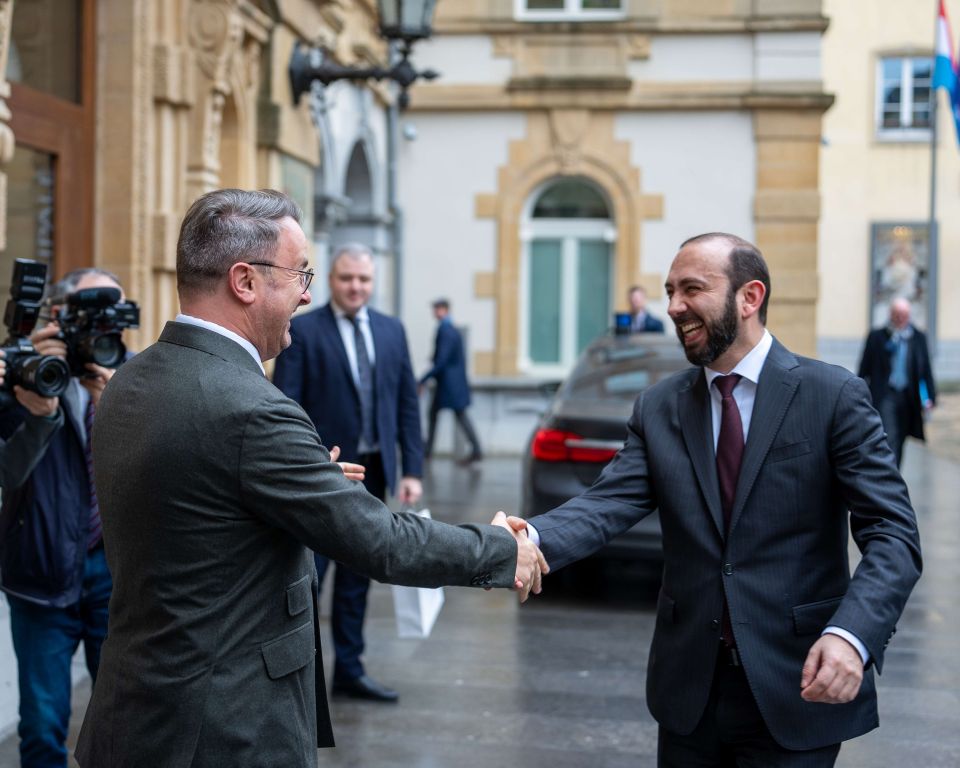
822, 626, 870, 665
525, 521, 541, 548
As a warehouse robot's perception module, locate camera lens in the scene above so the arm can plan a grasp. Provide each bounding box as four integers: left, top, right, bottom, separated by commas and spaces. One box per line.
90, 333, 125, 368
21, 355, 70, 397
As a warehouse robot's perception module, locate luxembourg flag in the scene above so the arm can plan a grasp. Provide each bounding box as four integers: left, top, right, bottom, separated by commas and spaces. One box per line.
934, 0, 960, 144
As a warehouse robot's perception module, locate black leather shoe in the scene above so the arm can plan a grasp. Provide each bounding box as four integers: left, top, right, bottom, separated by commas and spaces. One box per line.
456, 453, 483, 466
332, 674, 399, 702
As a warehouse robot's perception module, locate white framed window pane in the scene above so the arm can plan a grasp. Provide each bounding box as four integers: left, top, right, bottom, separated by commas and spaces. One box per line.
582, 0, 621, 8
576, 239, 611, 355
881, 58, 901, 82
529, 239, 563, 364
532, 180, 610, 219
525, 0, 564, 9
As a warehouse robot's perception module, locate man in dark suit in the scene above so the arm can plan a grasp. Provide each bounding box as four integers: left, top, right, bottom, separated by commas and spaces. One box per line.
273, 243, 423, 702
420, 298, 482, 463
858, 298, 936, 467
75, 189, 546, 768
628, 284, 665, 333
517, 233, 921, 766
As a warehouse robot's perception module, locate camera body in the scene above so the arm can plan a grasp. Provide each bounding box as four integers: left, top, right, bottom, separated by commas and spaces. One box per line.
54, 286, 140, 376
1, 259, 140, 398
1, 259, 70, 397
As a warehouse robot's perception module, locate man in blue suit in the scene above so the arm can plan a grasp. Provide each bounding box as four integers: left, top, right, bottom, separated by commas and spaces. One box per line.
628, 285, 665, 333
420, 298, 482, 464
273, 243, 423, 702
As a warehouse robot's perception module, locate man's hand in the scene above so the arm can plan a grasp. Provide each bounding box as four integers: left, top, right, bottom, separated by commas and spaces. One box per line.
13, 386, 59, 418
80, 363, 115, 407
0, 350, 6, 386
800, 633, 864, 704
491, 511, 549, 602
328, 445, 366, 482
30, 324, 67, 359
397, 477, 422, 505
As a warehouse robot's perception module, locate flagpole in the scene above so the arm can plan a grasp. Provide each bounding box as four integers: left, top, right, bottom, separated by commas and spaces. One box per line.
928, 0, 940, 352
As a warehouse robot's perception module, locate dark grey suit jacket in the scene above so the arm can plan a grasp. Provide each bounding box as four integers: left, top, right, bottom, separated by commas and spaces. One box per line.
75, 322, 517, 768
533, 339, 921, 750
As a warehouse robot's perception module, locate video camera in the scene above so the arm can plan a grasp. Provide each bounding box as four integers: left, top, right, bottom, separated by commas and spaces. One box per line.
1, 258, 140, 399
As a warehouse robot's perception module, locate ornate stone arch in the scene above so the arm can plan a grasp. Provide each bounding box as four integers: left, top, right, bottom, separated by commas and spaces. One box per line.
474, 109, 663, 375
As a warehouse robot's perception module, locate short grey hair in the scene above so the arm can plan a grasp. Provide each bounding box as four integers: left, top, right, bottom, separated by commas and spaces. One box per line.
329, 242, 373, 274
46, 267, 122, 300
177, 188, 302, 295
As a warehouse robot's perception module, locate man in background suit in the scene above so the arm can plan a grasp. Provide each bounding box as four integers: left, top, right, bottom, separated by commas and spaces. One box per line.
420, 298, 483, 464
273, 243, 423, 703
76, 189, 545, 768
518, 233, 921, 766
858, 297, 936, 467
628, 284, 665, 333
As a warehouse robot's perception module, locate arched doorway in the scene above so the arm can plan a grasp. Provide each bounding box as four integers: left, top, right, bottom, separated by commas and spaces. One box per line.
520, 178, 616, 375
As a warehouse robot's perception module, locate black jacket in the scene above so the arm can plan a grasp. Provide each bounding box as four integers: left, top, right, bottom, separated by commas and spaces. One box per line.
0, 388, 97, 607
857, 324, 936, 441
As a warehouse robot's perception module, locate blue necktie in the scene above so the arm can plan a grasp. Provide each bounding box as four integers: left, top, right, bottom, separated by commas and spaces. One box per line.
351, 317, 377, 447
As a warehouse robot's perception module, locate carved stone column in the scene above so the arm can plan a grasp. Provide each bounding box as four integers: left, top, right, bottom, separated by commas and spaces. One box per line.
186, 0, 244, 200
185, 0, 269, 202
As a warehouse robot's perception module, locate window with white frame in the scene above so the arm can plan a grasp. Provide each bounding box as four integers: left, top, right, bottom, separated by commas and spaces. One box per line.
876, 56, 933, 139
520, 179, 616, 375
517, 0, 623, 22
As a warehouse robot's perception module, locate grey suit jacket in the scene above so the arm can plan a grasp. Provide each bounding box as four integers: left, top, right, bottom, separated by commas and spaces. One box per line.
533, 339, 921, 750
75, 322, 517, 768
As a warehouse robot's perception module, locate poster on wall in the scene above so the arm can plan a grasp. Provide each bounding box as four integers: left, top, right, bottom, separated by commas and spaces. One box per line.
869, 222, 933, 331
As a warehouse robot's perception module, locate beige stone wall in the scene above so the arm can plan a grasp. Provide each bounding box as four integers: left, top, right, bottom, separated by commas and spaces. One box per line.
416, 3, 829, 366
88, 0, 385, 350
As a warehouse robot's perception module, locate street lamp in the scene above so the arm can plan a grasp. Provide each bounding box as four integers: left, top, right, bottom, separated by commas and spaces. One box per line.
289, 0, 439, 110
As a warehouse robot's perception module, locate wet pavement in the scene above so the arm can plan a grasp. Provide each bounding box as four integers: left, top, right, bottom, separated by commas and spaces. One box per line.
1, 404, 959, 766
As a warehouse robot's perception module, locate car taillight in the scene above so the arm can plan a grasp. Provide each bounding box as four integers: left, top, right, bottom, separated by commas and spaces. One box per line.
531, 429, 619, 463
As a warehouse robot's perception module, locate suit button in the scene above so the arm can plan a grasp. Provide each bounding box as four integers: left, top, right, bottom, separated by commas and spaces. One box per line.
711, 619, 720, 630
723, 563, 733, 576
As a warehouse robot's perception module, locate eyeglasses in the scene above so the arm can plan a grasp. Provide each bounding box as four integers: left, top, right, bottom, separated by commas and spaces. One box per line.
247, 262, 315, 292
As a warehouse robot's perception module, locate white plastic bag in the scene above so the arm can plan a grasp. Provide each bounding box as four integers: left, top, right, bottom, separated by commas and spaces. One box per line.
391, 508, 445, 638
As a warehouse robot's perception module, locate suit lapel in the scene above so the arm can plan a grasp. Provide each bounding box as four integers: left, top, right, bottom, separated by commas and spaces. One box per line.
678, 370, 725, 536
728, 339, 800, 535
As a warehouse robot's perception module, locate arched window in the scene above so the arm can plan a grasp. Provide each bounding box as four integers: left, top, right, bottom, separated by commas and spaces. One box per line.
521, 178, 615, 373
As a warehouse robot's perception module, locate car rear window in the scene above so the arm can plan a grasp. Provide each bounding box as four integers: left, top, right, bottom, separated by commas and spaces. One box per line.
564, 357, 684, 400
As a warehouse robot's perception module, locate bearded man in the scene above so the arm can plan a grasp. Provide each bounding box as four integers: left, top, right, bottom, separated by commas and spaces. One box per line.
515, 233, 921, 767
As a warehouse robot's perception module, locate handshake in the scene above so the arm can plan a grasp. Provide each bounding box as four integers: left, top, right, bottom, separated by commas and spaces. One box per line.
490, 511, 549, 603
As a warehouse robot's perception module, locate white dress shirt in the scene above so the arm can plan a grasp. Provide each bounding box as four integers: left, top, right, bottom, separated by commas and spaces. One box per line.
528, 328, 869, 663
175, 314, 265, 375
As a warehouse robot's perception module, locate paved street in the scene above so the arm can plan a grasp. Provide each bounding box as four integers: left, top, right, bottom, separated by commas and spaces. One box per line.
1, 422, 959, 766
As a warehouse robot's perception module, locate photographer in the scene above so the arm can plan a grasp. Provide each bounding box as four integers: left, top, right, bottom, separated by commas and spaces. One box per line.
0, 267, 126, 768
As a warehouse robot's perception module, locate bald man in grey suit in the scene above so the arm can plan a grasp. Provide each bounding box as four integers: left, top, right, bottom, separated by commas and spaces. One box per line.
75, 189, 546, 768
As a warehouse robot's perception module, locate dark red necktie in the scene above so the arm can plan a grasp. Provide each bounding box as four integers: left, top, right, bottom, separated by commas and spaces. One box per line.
714, 374, 744, 530
713, 374, 743, 648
